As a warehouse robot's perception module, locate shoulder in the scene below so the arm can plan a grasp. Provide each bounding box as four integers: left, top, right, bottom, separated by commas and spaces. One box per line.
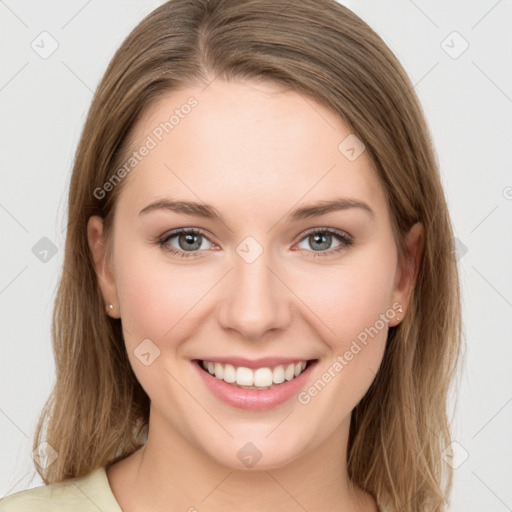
0, 466, 122, 512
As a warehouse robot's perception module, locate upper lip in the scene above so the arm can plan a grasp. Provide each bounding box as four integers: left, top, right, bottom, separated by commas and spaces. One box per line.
195, 356, 317, 369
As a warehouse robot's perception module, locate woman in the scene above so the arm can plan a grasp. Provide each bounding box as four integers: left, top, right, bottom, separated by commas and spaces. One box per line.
0, 0, 462, 510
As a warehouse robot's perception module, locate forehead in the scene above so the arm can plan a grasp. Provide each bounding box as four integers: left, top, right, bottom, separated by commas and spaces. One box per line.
116, 79, 389, 224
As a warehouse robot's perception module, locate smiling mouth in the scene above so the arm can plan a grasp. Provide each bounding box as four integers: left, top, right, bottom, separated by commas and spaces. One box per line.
194, 359, 317, 390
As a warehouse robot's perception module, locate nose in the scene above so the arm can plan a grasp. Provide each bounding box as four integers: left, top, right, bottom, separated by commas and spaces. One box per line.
217, 249, 293, 341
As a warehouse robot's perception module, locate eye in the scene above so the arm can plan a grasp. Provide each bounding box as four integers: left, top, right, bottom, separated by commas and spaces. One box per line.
157, 227, 353, 259
295, 228, 353, 258
158, 228, 216, 258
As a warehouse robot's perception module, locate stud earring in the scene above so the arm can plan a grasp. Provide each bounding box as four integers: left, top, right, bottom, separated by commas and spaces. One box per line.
106, 303, 114, 313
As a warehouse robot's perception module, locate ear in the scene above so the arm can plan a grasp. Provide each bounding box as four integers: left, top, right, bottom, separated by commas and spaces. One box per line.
87, 215, 120, 319
390, 222, 424, 326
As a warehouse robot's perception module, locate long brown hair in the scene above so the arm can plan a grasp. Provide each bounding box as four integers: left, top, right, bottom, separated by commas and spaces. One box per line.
33, 1, 462, 510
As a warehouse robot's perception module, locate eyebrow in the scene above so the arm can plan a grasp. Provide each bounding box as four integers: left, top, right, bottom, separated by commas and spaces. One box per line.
138, 197, 375, 222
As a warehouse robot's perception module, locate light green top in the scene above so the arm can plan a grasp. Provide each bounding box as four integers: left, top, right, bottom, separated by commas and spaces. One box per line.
0, 466, 122, 512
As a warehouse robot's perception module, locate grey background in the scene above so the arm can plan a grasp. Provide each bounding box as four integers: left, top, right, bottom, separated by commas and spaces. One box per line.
1, 1, 511, 510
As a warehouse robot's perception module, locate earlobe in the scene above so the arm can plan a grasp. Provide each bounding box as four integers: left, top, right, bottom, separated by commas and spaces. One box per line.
87, 215, 120, 318
390, 222, 424, 325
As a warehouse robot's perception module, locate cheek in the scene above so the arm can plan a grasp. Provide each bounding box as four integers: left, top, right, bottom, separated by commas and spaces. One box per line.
295, 260, 395, 415
294, 246, 397, 411
300, 250, 397, 345
112, 247, 212, 406
113, 245, 208, 346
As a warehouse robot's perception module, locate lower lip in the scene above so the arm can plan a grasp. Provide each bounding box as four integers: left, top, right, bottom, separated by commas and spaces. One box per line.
193, 359, 318, 411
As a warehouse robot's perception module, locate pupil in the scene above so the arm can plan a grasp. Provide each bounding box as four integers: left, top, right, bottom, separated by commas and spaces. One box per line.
177, 232, 332, 252
311, 233, 330, 250
180, 233, 201, 251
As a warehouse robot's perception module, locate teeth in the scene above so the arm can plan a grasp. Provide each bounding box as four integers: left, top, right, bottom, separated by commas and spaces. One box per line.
273, 365, 285, 384
236, 366, 254, 386
223, 364, 236, 383
214, 362, 224, 379
254, 368, 273, 387
201, 360, 310, 389
284, 363, 295, 381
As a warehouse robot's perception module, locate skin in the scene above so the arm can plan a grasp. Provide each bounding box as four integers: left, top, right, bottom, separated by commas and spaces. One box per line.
88, 78, 424, 512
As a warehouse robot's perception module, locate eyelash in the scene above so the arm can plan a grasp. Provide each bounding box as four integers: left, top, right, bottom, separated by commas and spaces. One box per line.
156, 227, 354, 259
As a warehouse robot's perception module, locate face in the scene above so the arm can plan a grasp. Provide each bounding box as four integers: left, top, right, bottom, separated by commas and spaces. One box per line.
88, 78, 422, 470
